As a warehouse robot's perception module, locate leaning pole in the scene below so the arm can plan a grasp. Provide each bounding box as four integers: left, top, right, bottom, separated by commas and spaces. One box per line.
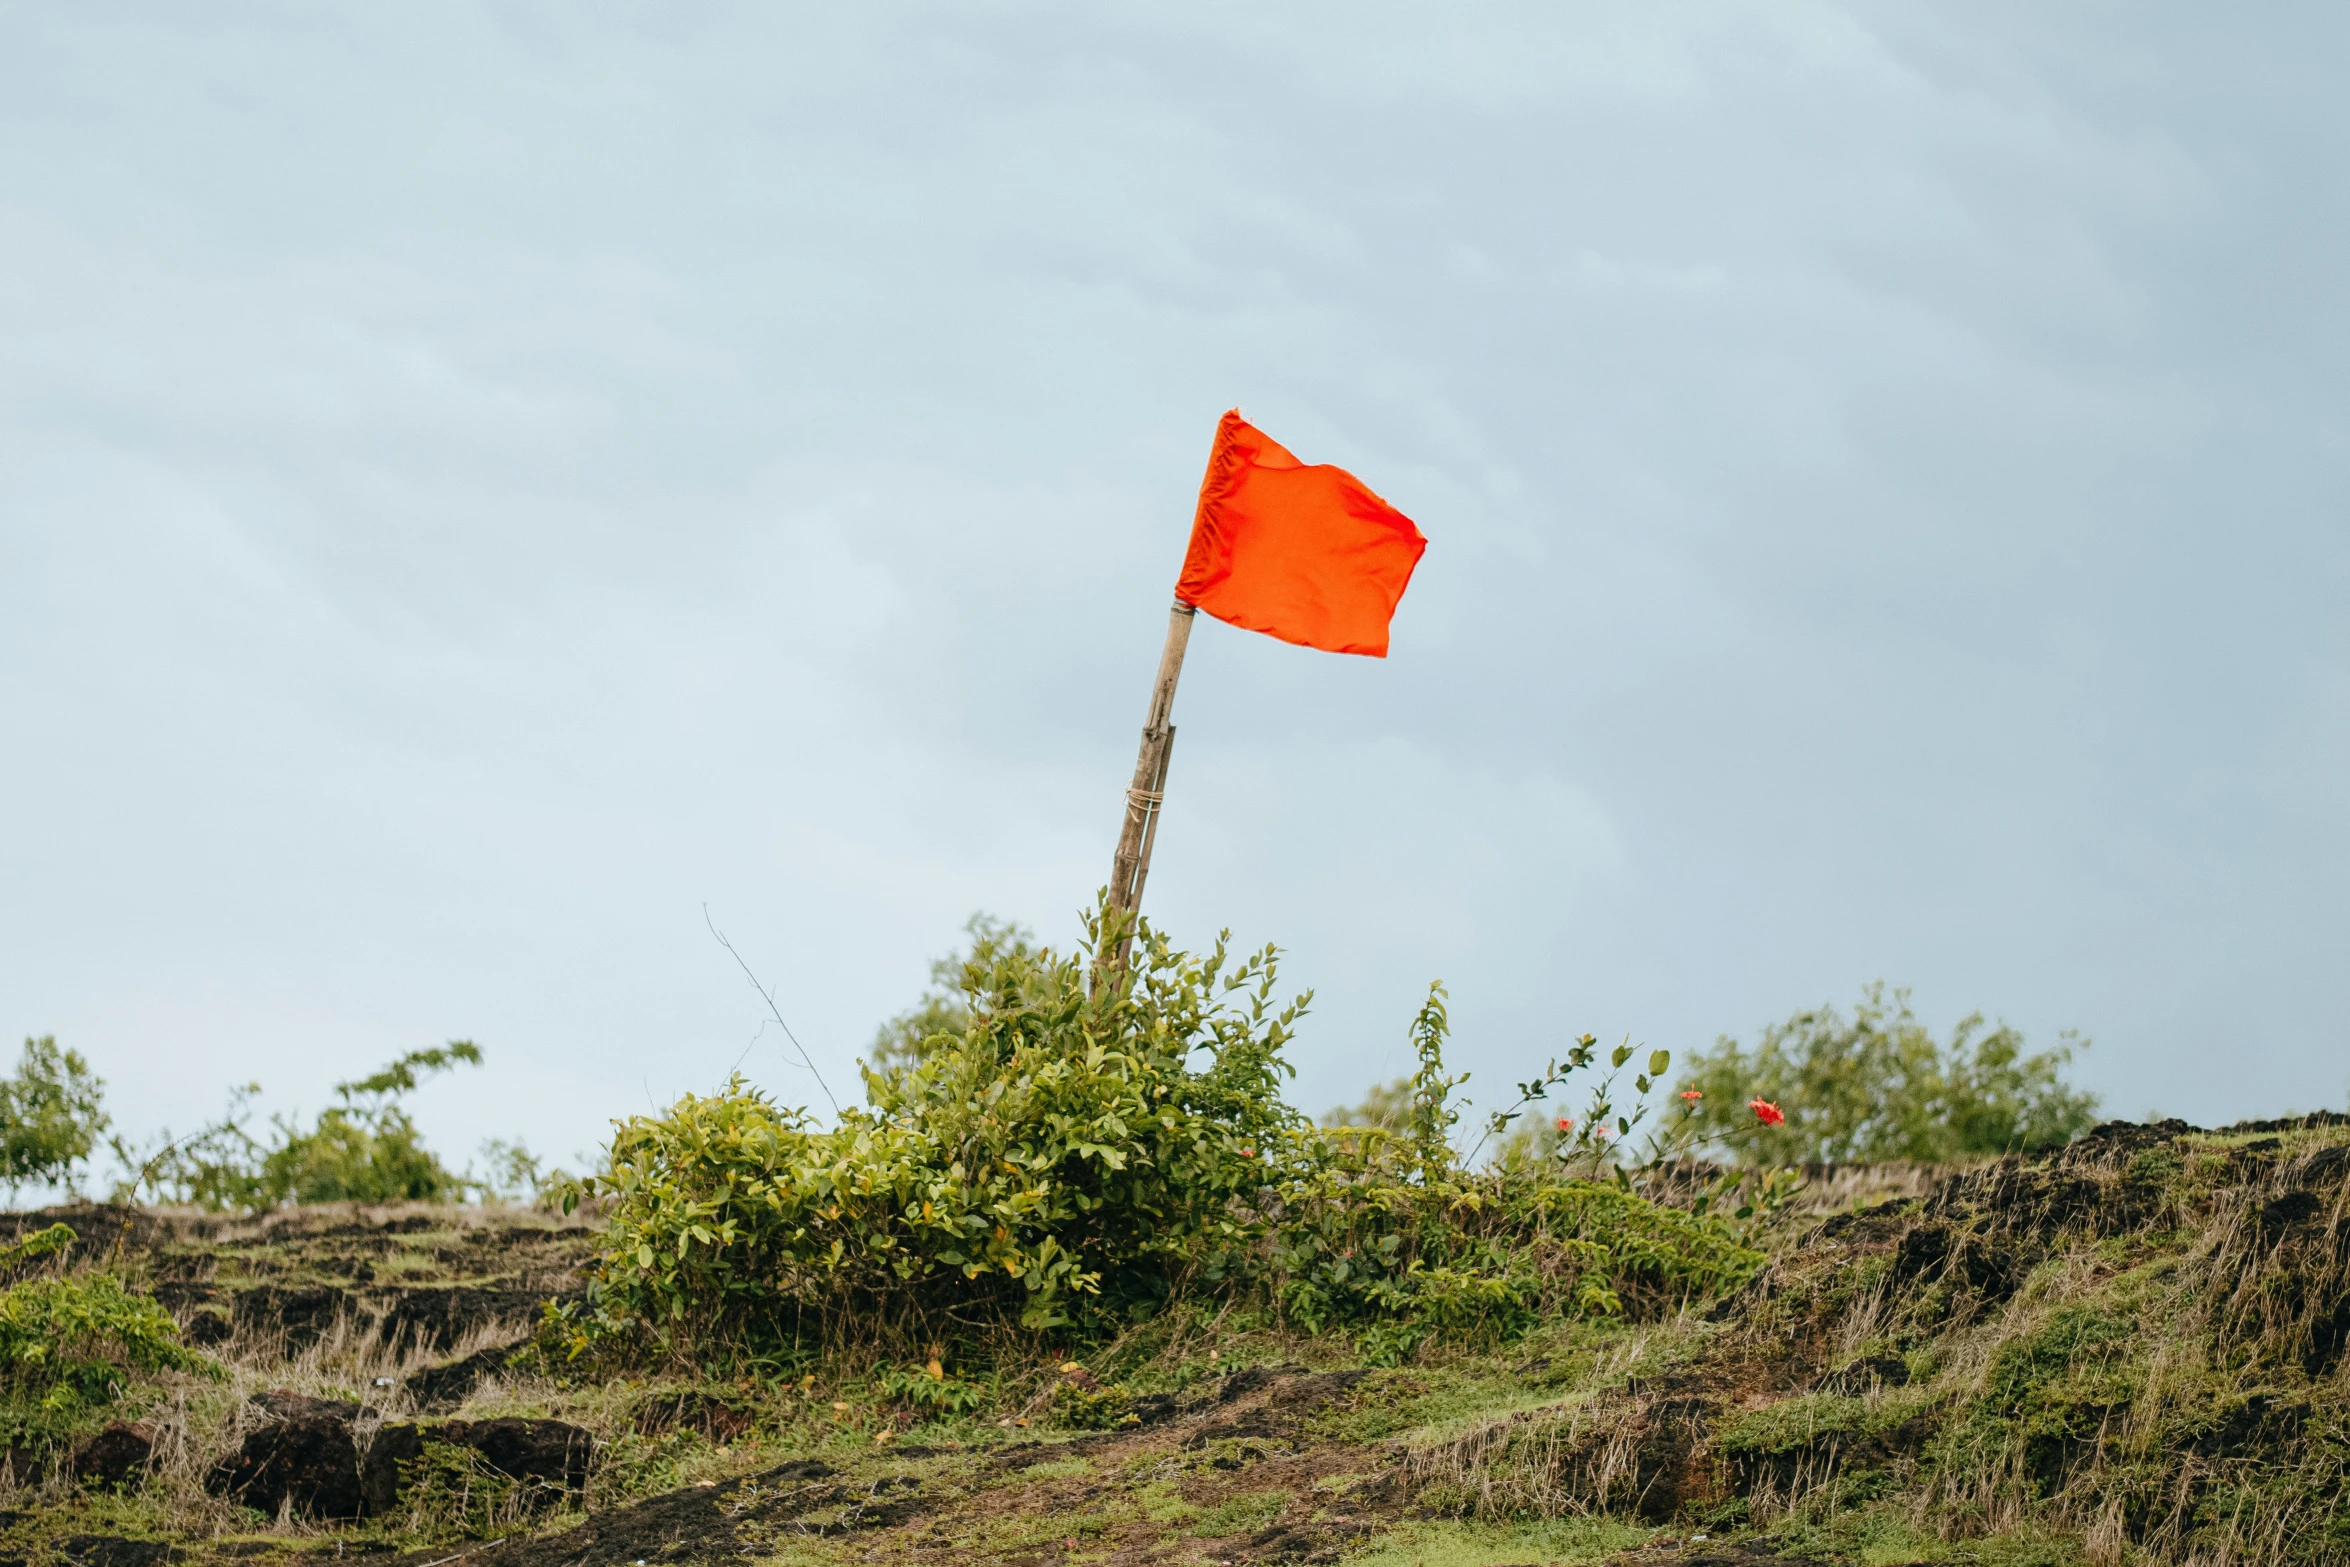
1091, 408, 1427, 986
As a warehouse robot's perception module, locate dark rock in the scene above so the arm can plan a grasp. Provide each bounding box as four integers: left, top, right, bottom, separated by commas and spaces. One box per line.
206, 1396, 364, 1520
1891, 1222, 1951, 1282
1215, 1362, 1306, 1403
150, 1283, 220, 1312
1890, 1222, 2020, 1303
2301, 1144, 2350, 1184
1269, 1369, 1370, 1410
1812, 1200, 1918, 1245
2306, 1296, 2350, 1379
407, 1342, 522, 1412
2259, 1190, 2322, 1236
1629, 1395, 1715, 1522
180, 1312, 232, 1349
72, 1424, 156, 1489
2194, 1393, 2309, 1459
443, 1418, 593, 1490
2221, 1111, 2350, 1135
60, 1538, 172, 1567
360, 1419, 593, 1515
1128, 1392, 1179, 1426
232, 1287, 351, 1350
375, 1288, 548, 1354
1816, 1355, 1910, 1396
359, 1425, 423, 1516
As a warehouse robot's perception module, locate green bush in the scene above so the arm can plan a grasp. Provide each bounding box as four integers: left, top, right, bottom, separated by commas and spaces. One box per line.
875, 1358, 989, 1418
0, 1272, 213, 1425
118, 1043, 502, 1209
261, 1042, 488, 1203
573, 917, 1302, 1349
0, 1038, 109, 1199
1049, 1374, 1134, 1429
1676, 982, 2099, 1165
565, 908, 1764, 1368
867, 912, 1038, 1074
1322, 1076, 1413, 1131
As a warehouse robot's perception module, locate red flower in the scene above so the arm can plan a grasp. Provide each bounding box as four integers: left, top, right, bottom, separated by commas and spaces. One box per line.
1749, 1098, 1785, 1127
1556, 1116, 1574, 1133
1680, 1089, 1703, 1102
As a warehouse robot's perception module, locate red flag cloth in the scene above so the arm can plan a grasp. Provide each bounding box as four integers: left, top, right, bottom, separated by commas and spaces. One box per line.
1175, 410, 1427, 657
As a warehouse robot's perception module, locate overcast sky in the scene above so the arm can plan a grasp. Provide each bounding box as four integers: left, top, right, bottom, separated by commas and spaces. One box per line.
5, 3, 2346, 1180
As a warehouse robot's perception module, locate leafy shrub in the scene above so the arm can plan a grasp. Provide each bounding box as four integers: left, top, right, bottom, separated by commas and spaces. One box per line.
0, 1223, 78, 1277
1676, 982, 2099, 1165
566, 907, 1764, 1368
472, 1137, 563, 1204
258, 1042, 488, 1203
0, 1038, 109, 1199
0, 1272, 213, 1426
867, 913, 1038, 1074
1049, 1376, 1134, 1429
875, 1357, 988, 1418
1322, 1076, 1413, 1131
117, 1043, 506, 1209
572, 916, 1303, 1351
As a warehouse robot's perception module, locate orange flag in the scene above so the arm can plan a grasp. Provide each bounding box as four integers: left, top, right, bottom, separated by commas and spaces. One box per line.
1176, 410, 1427, 657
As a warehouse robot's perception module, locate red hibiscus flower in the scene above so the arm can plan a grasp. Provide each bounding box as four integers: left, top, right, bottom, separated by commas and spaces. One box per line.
1680, 1089, 1703, 1102
1749, 1098, 1785, 1127
1556, 1115, 1574, 1133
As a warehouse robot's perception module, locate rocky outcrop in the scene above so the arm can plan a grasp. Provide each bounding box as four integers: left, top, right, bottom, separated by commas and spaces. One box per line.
70, 1423, 157, 1490
205, 1393, 364, 1520
360, 1419, 594, 1516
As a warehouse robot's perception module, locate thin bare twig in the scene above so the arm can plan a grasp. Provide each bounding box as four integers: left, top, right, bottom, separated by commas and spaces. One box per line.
704, 904, 842, 1117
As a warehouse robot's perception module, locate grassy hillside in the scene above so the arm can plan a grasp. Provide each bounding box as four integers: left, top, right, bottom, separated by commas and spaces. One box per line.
0, 1111, 2340, 1567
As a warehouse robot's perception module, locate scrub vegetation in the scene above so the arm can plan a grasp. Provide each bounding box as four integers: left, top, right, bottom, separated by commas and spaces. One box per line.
559, 911, 1768, 1373
1, 908, 2339, 1567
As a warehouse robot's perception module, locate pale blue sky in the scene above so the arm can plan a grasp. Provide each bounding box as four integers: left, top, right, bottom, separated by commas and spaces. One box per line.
4, 3, 2345, 1177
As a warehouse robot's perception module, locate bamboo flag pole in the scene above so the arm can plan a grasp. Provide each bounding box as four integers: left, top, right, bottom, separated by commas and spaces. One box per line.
1101, 600, 1197, 971
1093, 408, 1425, 984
